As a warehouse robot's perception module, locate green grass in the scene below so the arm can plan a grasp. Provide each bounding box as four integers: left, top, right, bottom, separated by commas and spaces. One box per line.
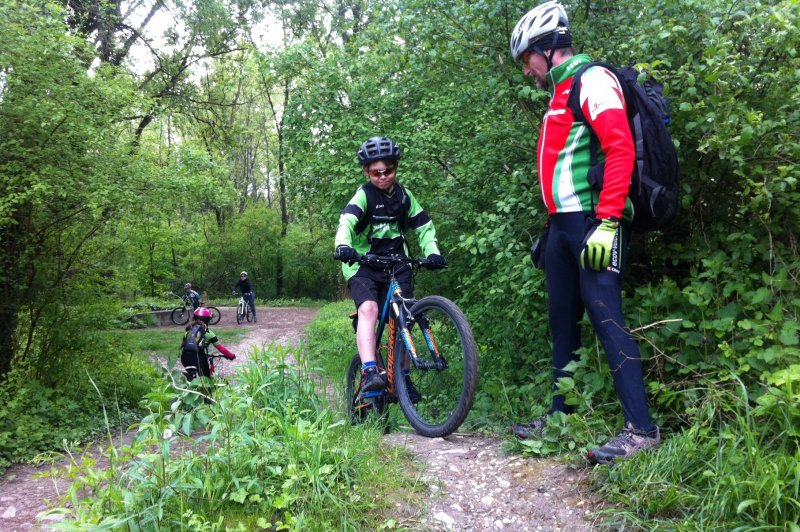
117, 327, 252, 358
303, 300, 355, 380
53, 343, 426, 530
589, 382, 800, 530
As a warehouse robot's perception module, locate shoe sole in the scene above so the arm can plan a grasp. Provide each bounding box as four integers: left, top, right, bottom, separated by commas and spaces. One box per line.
587, 450, 615, 465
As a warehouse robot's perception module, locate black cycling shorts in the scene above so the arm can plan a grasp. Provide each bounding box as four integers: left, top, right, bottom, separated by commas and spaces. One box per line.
348, 274, 413, 309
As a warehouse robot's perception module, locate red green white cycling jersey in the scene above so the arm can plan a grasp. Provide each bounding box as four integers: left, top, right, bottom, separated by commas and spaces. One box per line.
537, 54, 634, 220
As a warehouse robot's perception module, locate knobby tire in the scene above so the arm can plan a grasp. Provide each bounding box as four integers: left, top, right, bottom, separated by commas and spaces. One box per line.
393, 295, 478, 438
207, 306, 221, 325
171, 306, 191, 326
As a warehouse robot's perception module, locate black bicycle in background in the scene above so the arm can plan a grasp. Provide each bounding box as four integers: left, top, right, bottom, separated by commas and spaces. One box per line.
167, 292, 221, 326
337, 253, 478, 438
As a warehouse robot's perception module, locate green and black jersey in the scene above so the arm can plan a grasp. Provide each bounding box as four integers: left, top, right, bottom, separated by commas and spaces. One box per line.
334, 182, 440, 281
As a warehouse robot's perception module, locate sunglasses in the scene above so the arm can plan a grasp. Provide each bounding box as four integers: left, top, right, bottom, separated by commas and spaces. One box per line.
368, 167, 396, 178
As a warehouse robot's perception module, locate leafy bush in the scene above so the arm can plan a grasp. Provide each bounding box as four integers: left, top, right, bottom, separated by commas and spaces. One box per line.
57, 345, 421, 530
0, 358, 156, 471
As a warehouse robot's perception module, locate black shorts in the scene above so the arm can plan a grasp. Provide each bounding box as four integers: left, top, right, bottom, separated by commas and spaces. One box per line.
348, 274, 413, 309
181, 349, 210, 380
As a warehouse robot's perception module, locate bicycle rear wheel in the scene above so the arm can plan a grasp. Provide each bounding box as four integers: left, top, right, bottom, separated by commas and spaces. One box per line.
207, 306, 221, 325
394, 295, 478, 438
345, 354, 387, 426
171, 306, 191, 326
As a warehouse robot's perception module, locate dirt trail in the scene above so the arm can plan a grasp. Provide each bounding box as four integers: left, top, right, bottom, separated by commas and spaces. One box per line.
0, 307, 317, 531
0, 306, 599, 531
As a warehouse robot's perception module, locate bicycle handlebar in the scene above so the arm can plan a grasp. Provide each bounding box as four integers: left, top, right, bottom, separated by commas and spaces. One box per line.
333, 252, 447, 270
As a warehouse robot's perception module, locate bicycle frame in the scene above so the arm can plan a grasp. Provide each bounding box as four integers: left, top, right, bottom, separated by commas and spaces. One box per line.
343, 253, 477, 437
365, 259, 447, 397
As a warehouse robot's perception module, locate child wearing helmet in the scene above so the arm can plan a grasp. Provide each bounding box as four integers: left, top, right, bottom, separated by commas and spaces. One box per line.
184, 282, 201, 310
233, 271, 257, 323
333, 136, 447, 394
180, 307, 236, 381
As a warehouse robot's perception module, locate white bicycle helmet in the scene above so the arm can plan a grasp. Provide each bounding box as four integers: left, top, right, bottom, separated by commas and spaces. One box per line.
510, 1, 570, 60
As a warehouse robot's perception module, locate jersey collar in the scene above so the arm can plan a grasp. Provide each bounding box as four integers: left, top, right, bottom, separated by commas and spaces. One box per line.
547, 53, 592, 91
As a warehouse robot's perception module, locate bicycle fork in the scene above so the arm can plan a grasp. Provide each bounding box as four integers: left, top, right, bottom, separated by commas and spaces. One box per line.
396, 305, 449, 372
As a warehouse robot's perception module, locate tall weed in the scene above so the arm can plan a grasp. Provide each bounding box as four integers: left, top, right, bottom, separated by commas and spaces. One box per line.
592, 380, 800, 529
55, 344, 420, 530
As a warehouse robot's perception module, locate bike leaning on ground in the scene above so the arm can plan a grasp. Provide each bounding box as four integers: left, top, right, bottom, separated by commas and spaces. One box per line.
168, 292, 221, 326
233, 291, 254, 324
335, 253, 478, 438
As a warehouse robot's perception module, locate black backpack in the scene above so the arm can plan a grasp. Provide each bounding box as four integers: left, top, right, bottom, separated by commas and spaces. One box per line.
354, 182, 411, 235
182, 323, 206, 354
566, 62, 680, 232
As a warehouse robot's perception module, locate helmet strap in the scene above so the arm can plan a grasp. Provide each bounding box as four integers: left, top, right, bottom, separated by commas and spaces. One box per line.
530, 29, 571, 72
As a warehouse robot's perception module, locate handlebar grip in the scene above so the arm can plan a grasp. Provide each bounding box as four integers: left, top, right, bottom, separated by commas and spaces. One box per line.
421, 260, 448, 270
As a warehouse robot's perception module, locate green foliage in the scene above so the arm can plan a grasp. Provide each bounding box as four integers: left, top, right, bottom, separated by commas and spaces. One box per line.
56, 346, 422, 530
592, 381, 800, 529
304, 301, 357, 380
283, 0, 800, 527
0, 0, 798, 527
0, 356, 156, 472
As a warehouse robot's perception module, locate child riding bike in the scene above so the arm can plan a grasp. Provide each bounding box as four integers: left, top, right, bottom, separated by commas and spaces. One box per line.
333, 136, 447, 396
180, 307, 237, 381
184, 282, 201, 310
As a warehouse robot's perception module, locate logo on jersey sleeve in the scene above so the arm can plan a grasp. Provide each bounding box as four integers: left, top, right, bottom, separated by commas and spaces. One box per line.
579, 67, 624, 121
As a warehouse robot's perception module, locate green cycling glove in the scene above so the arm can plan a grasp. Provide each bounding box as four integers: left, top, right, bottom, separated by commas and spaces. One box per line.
580, 218, 619, 271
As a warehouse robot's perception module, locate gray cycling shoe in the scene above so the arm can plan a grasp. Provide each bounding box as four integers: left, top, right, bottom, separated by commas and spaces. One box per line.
511, 415, 548, 439
588, 422, 661, 464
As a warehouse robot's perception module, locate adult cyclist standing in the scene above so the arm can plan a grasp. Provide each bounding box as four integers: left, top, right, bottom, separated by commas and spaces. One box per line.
509, 1, 660, 464
234, 271, 257, 323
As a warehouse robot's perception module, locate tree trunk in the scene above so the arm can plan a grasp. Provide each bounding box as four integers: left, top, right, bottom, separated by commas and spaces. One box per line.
0, 222, 26, 378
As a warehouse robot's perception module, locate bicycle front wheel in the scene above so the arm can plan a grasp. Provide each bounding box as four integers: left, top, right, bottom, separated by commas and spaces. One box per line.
346, 354, 387, 426
394, 295, 478, 438
236, 302, 244, 324
207, 306, 221, 325
171, 306, 191, 326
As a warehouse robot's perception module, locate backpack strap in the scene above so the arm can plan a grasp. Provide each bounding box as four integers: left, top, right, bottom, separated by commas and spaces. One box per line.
354, 182, 411, 235
566, 61, 621, 213
567, 60, 616, 166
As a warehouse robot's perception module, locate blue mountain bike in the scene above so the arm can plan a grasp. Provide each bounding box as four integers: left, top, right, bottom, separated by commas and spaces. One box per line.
339, 254, 478, 438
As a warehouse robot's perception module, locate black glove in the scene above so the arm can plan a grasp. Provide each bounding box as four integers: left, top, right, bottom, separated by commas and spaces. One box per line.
333, 245, 359, 264
426, 253, 448, 269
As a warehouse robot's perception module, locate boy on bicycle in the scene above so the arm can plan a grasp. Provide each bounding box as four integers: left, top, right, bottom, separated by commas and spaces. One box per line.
333, 136, 447, 394
184, 283, 201, 310
180, 307, 236, 381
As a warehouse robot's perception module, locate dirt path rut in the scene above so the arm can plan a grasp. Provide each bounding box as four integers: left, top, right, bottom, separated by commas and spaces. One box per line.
0, 306, 598, 531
